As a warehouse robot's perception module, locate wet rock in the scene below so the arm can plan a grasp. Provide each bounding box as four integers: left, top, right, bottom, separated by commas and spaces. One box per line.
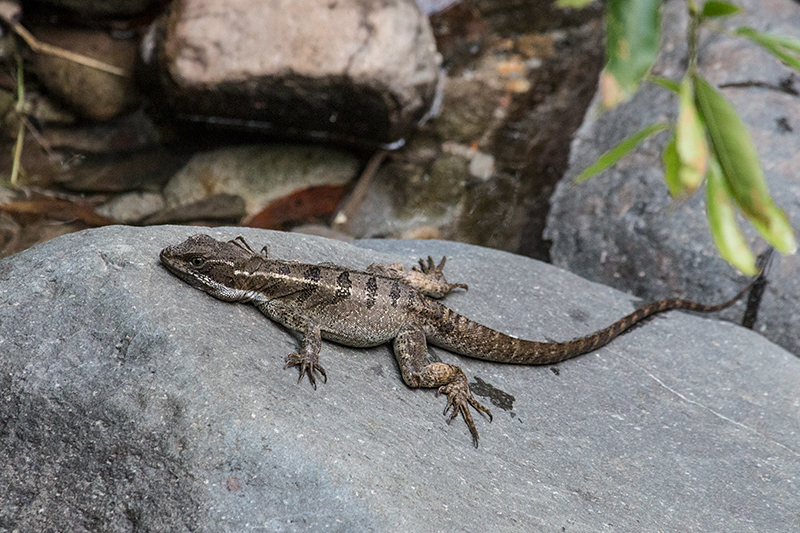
159, 144, 359, 224
546, 0, 800, 356
30, 26, 141, 122
142, 0, 441, 147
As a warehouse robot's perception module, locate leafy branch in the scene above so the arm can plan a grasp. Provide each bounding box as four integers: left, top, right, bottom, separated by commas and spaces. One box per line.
562, 0, 797, 275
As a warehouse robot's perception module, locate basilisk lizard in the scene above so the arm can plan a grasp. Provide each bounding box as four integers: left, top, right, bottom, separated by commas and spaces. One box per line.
160, 234, 766, 446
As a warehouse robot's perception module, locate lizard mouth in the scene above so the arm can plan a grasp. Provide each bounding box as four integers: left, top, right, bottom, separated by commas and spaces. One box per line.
159, 246, 199, 285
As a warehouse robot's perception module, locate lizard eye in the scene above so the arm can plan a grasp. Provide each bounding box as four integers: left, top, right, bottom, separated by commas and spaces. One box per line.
190, 256, 205, 268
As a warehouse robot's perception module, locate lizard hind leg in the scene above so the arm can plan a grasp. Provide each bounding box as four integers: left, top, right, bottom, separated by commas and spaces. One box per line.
367, 256, 468, 298
393, 323, 492, 446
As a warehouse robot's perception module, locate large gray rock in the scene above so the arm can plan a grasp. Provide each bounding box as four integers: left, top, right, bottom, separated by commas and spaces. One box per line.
142, 0, 441, 147
546, 0, 800, 356
1, 226, 798, 531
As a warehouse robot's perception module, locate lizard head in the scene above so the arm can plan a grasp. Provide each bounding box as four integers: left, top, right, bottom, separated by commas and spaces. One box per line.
160, 234, 254, 302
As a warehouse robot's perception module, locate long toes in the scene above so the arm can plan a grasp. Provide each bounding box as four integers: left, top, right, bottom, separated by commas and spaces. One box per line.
315, 364, 328, 383
468, 397, 492, 421
284, 353, 301, 369
438, 384, 483, 445
284, 354, 325, 389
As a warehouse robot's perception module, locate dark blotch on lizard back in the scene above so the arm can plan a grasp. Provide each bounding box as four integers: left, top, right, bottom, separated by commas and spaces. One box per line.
335, 271, 352, 299
389, 281, 402, 307
365, 276, 378, 309
304, 266, 321, 281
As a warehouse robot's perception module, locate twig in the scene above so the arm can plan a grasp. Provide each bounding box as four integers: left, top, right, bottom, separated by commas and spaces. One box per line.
11, 21, 129, 77
331, 150, 387, 233
10, 56, 24, 185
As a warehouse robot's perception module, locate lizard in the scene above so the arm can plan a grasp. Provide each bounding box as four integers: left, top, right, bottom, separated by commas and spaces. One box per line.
160, 234, 768, 446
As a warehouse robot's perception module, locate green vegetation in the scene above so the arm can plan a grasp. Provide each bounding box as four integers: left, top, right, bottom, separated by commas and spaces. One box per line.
562, 0, 798, 274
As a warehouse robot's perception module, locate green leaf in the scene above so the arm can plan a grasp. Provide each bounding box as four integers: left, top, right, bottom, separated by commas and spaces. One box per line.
701, 1, 741, 18
705, 155, 757, 275
662, 135, 683, 198
602, 0, 662, 107
555, 0, 596, 8
574, 122, 669, 183
694, 74, 797, 254
675, 76, 708, 194
646, 74, 681, 93
735, 27, 800, 72
748, 204, 798, 256
694, 75, 768, 222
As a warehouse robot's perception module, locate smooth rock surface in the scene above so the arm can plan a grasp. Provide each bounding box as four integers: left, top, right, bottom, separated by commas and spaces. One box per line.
545, 0, 800, 356
159, 144, 359, 224
143, 0, 441, 146
31, 26, 141, 122
1, 225, 798, 531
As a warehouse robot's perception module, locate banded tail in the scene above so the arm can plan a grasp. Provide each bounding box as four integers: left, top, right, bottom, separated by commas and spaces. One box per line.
429, 254, 770, 366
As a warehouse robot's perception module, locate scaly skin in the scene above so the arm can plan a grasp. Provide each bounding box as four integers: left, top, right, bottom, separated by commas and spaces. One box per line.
160, 234, 765, 446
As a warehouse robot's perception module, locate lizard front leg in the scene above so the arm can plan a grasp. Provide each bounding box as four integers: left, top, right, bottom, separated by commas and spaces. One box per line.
368, 256, 468, 298
259, 300, 327, 389
284, 322, 327, 389
393, 323, 492, 446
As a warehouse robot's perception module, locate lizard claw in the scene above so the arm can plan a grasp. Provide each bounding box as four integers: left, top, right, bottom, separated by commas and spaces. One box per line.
412, 256, 468, 294
437, 377, 492, 447
284, 353, 327, 390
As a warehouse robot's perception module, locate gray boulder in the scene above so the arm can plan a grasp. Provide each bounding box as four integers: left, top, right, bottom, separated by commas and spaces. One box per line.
545, 0, 800, 356
141, 0, 441, 147
1, 226, 797, 531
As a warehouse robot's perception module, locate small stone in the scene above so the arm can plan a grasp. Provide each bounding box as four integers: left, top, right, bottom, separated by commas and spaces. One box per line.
96, 192, 165, 223
400, 226, 442, 240
468, 152, 495, 181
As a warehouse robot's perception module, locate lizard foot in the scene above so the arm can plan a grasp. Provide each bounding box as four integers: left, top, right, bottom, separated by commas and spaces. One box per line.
284, 353, 327, 390
414, 256, 468, 295
437, 375, 492, 447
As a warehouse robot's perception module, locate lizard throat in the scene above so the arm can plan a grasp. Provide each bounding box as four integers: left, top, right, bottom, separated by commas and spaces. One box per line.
161, 261, 248, 303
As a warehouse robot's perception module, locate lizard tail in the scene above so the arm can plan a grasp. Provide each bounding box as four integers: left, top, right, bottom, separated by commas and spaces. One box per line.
430, 253, 770, 366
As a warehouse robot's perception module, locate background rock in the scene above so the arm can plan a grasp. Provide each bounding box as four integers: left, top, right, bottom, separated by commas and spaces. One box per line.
343, 19, 604, 254
158, 144, 360, 225
0, 225, 798, 531
31, 26, 141, 122
142, 0, 441, 147
545, 0, 800, 356
28, 0, 161, 17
